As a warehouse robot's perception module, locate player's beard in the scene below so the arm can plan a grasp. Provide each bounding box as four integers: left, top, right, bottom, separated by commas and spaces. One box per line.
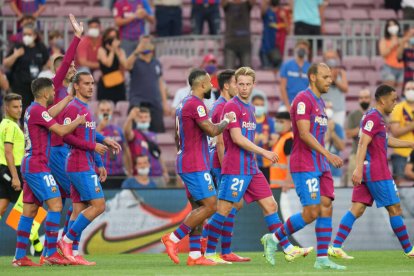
204, 89, 212, 99
47, 95, 54, 106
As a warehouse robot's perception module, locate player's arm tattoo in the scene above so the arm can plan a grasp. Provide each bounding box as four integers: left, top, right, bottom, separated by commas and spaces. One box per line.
197, 119, 229, 137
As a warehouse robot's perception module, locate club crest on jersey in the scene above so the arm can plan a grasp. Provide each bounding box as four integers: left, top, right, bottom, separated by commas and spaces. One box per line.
242, 121, 256, 130
197, 105, 206, 117
297, 102, 306, 115
63, 117, 71, 125
42, 111, 52, 122
51, 186, 57, 193
208, 185, 214, 191
364, 120, 374, 132
96, 186, 101, 193
232, 191, 238, 198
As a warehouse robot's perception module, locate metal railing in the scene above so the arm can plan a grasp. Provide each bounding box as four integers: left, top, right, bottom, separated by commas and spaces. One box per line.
338, 20, 414, 38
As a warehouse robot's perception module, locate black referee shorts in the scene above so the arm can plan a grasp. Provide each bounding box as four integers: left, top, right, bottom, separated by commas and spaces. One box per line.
0, 165, 22, 203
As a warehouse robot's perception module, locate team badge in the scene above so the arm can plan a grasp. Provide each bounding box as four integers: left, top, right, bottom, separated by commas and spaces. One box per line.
232, 191, 238, 198
208, 185, 214, 191
63, 117, 72, 125
229, 111, 237, 122
297, 102, 306, 115
311, 192, 317, 199
96, 187, 101, 193
197, 105, 206, 117
51, 186, 57, 193
42, 111, 52, 122
364, 120, 374, 132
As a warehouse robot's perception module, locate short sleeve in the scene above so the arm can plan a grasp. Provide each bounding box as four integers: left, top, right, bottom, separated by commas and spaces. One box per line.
283, 137, 293, 155
389, 103, 402, 123
223, 102, 241, 129
292, 94, 312, 121
191, 101, 209, 123
335, 124, 345, 139
280, 61, 288, 78
3, 124, 16, 144
143, 0, 153, 15
361, 114, 380, 138
34, 107, 57, 129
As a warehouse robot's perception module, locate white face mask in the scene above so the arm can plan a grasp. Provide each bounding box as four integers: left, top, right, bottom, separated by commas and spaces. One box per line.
23, 35, 34, 46
387, 25, 399, 36
137, 167, 150, 176
87, 28, 100, 38
405, 89, 414, 102
275, 123, 285, 134
326, 108, 334, 119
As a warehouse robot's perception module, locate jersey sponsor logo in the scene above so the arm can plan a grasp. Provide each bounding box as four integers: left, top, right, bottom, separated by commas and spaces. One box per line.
297, 102, 306, 115
63, 117, 72, 125
85, 121, 96, 129
41, 111, 52, 122
314, 116, 328, 126
197, 105, 206, 117
242, 121, 256, 130
364, 120, 374, 132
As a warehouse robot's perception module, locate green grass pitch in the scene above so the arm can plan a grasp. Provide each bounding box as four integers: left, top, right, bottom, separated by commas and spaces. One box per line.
1, 251, 413, 275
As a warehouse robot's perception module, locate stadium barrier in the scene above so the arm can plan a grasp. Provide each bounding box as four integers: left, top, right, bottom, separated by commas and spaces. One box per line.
1, 187, 414, 256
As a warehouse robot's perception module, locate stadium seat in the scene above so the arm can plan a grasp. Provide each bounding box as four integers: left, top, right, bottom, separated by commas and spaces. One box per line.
255, 70, 276, 85
89, 101, 99, 115
324, 9, 343, 22
54, 6, 83, 17
182, 5, 191, 20
370, 9, 398, 20
258, 84, 279, 100
163, 116, 175, 130
156, 133, 175, 145
364, 71, 382, 87
1, 5, 15, 16
347, 71, 370, 86
342, 9, 369, 21
163, 69, 187, 86
350, 0, 376, 9
82, 7, 112, 17
115, 101, 130, 118
324, 23, 342, 36
328, 0, 349, 9
342, 56, 374, 71
370, 56, 384, 71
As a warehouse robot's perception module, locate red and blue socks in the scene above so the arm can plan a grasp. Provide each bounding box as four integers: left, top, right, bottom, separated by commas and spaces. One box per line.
15, 215, 34, 260
62, 206, 73, 238
274, 212, 306, 242
390, 215, 413, 253
221, 208, 237, 255
332, 210, 356, 248
170, 223, 191, 243
265, 213, 293, 251
315, 217, 332, 257
205, 213, 226, 255
45, 211, 61, 256
189, 233, 202, 259
64, 214, 90, 243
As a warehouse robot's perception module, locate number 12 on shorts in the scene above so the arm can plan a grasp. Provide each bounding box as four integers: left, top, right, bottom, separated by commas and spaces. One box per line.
306, 178, 319, 193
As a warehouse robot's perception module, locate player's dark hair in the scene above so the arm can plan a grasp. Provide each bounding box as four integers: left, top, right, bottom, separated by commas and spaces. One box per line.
384, 19, 401, 39
139, 107, 151, 114
136, 154, 149, 162
218, 69, 235, 91
31, 77, 53, 98
188, 69, 207, 88
307, 63, 320, 80
4, 93, 22, 103
87, 17, 101, 26
72, 71, 92, 85
251, 94, 265, 102
375, 84, 395, 101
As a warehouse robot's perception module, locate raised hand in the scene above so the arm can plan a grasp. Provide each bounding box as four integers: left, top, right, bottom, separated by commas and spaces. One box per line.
135, 4, 147, 19
69, 13, 84, 38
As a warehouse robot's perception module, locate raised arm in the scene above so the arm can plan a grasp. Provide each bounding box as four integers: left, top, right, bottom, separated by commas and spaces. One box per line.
48, 95, 74, 118
124, 107, 140, 141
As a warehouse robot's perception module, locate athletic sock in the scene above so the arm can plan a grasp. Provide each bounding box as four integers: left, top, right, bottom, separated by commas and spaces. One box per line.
332, 211, 356, 248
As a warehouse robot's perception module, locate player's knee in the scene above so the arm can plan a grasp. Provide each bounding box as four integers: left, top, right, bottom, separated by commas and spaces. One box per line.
95, 203, 106, 216
262, 200, 278, 216
303, 205, 320, 223
234, 200, 243, 211
387, 204, 402, 217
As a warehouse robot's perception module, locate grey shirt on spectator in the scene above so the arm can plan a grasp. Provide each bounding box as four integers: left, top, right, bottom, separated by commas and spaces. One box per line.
322, 75, 345, 112
347, 109, 364, 154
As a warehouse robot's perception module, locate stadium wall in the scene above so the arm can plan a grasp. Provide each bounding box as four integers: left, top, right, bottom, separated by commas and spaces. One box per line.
1, 187, 414, 256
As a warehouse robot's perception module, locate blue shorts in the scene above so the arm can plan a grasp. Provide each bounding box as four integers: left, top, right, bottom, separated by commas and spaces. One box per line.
49, 146, 71, 196
218, 174, 253, 203
22, 172, 61, 203
179, 171, 216, 202
210, 168, 222, 189
67, 170, 104, 202
366, 179, 400, 208
292, 171, 330, 206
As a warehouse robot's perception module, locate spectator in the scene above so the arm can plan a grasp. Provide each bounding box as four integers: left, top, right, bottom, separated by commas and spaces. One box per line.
223, 0, 255, 69
113, 0, 155, 56
96, 100, 132, 176
324, 101, 345, 187
321, 49, 348, 128
397, 28, 414, 89
75, 17, 102, 73
201, 53, 219, 90
191, 0, 221, 35
279, 39, 310, 110
402, 0, 414, 20
379, 19, 404, 90
125, 36, 168, 133
10, 0, 46, 21
251, 93, 277, 182
345, 88, 371, 186
3, 24, 48, 114
154, 0, 182, 36
389, 81, 414, 185
9, 15, 36, 46
291, 0, 326, 36
121, 155, 157, 188
124, 107, 170, 187
48, 30, 65, 56
269, 110, 293, 191
97, 27, 128, 104
404, 149, 414, 180
259, 0, 288, 71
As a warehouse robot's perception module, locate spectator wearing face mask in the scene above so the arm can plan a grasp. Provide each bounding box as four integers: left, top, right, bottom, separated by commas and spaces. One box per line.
97, 27, 128, 104
279, 39, 310, 111
251, 93, 277, 182
389, 81, 414, 185
397, 27, 414, 89
345, 88, 371, 186
10, 0, 46, 22
121, 155, 157, 188
75, 17, 102, 73
48, 30, 65, 56
124, 106, 170, 187
324, 102, 345, 187
96, 100, 132, 176
379, 19, 404, 90
3, 24, 48, 115
269, 110, 294, 192
321, 49, 348, 128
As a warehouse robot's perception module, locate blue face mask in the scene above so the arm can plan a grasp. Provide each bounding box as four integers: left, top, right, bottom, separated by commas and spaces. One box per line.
254, 106, 266, 117
141, 49, 153, 55
137, 122, 150, 130
98, 114, 112, 121
204, 64, 217, 74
